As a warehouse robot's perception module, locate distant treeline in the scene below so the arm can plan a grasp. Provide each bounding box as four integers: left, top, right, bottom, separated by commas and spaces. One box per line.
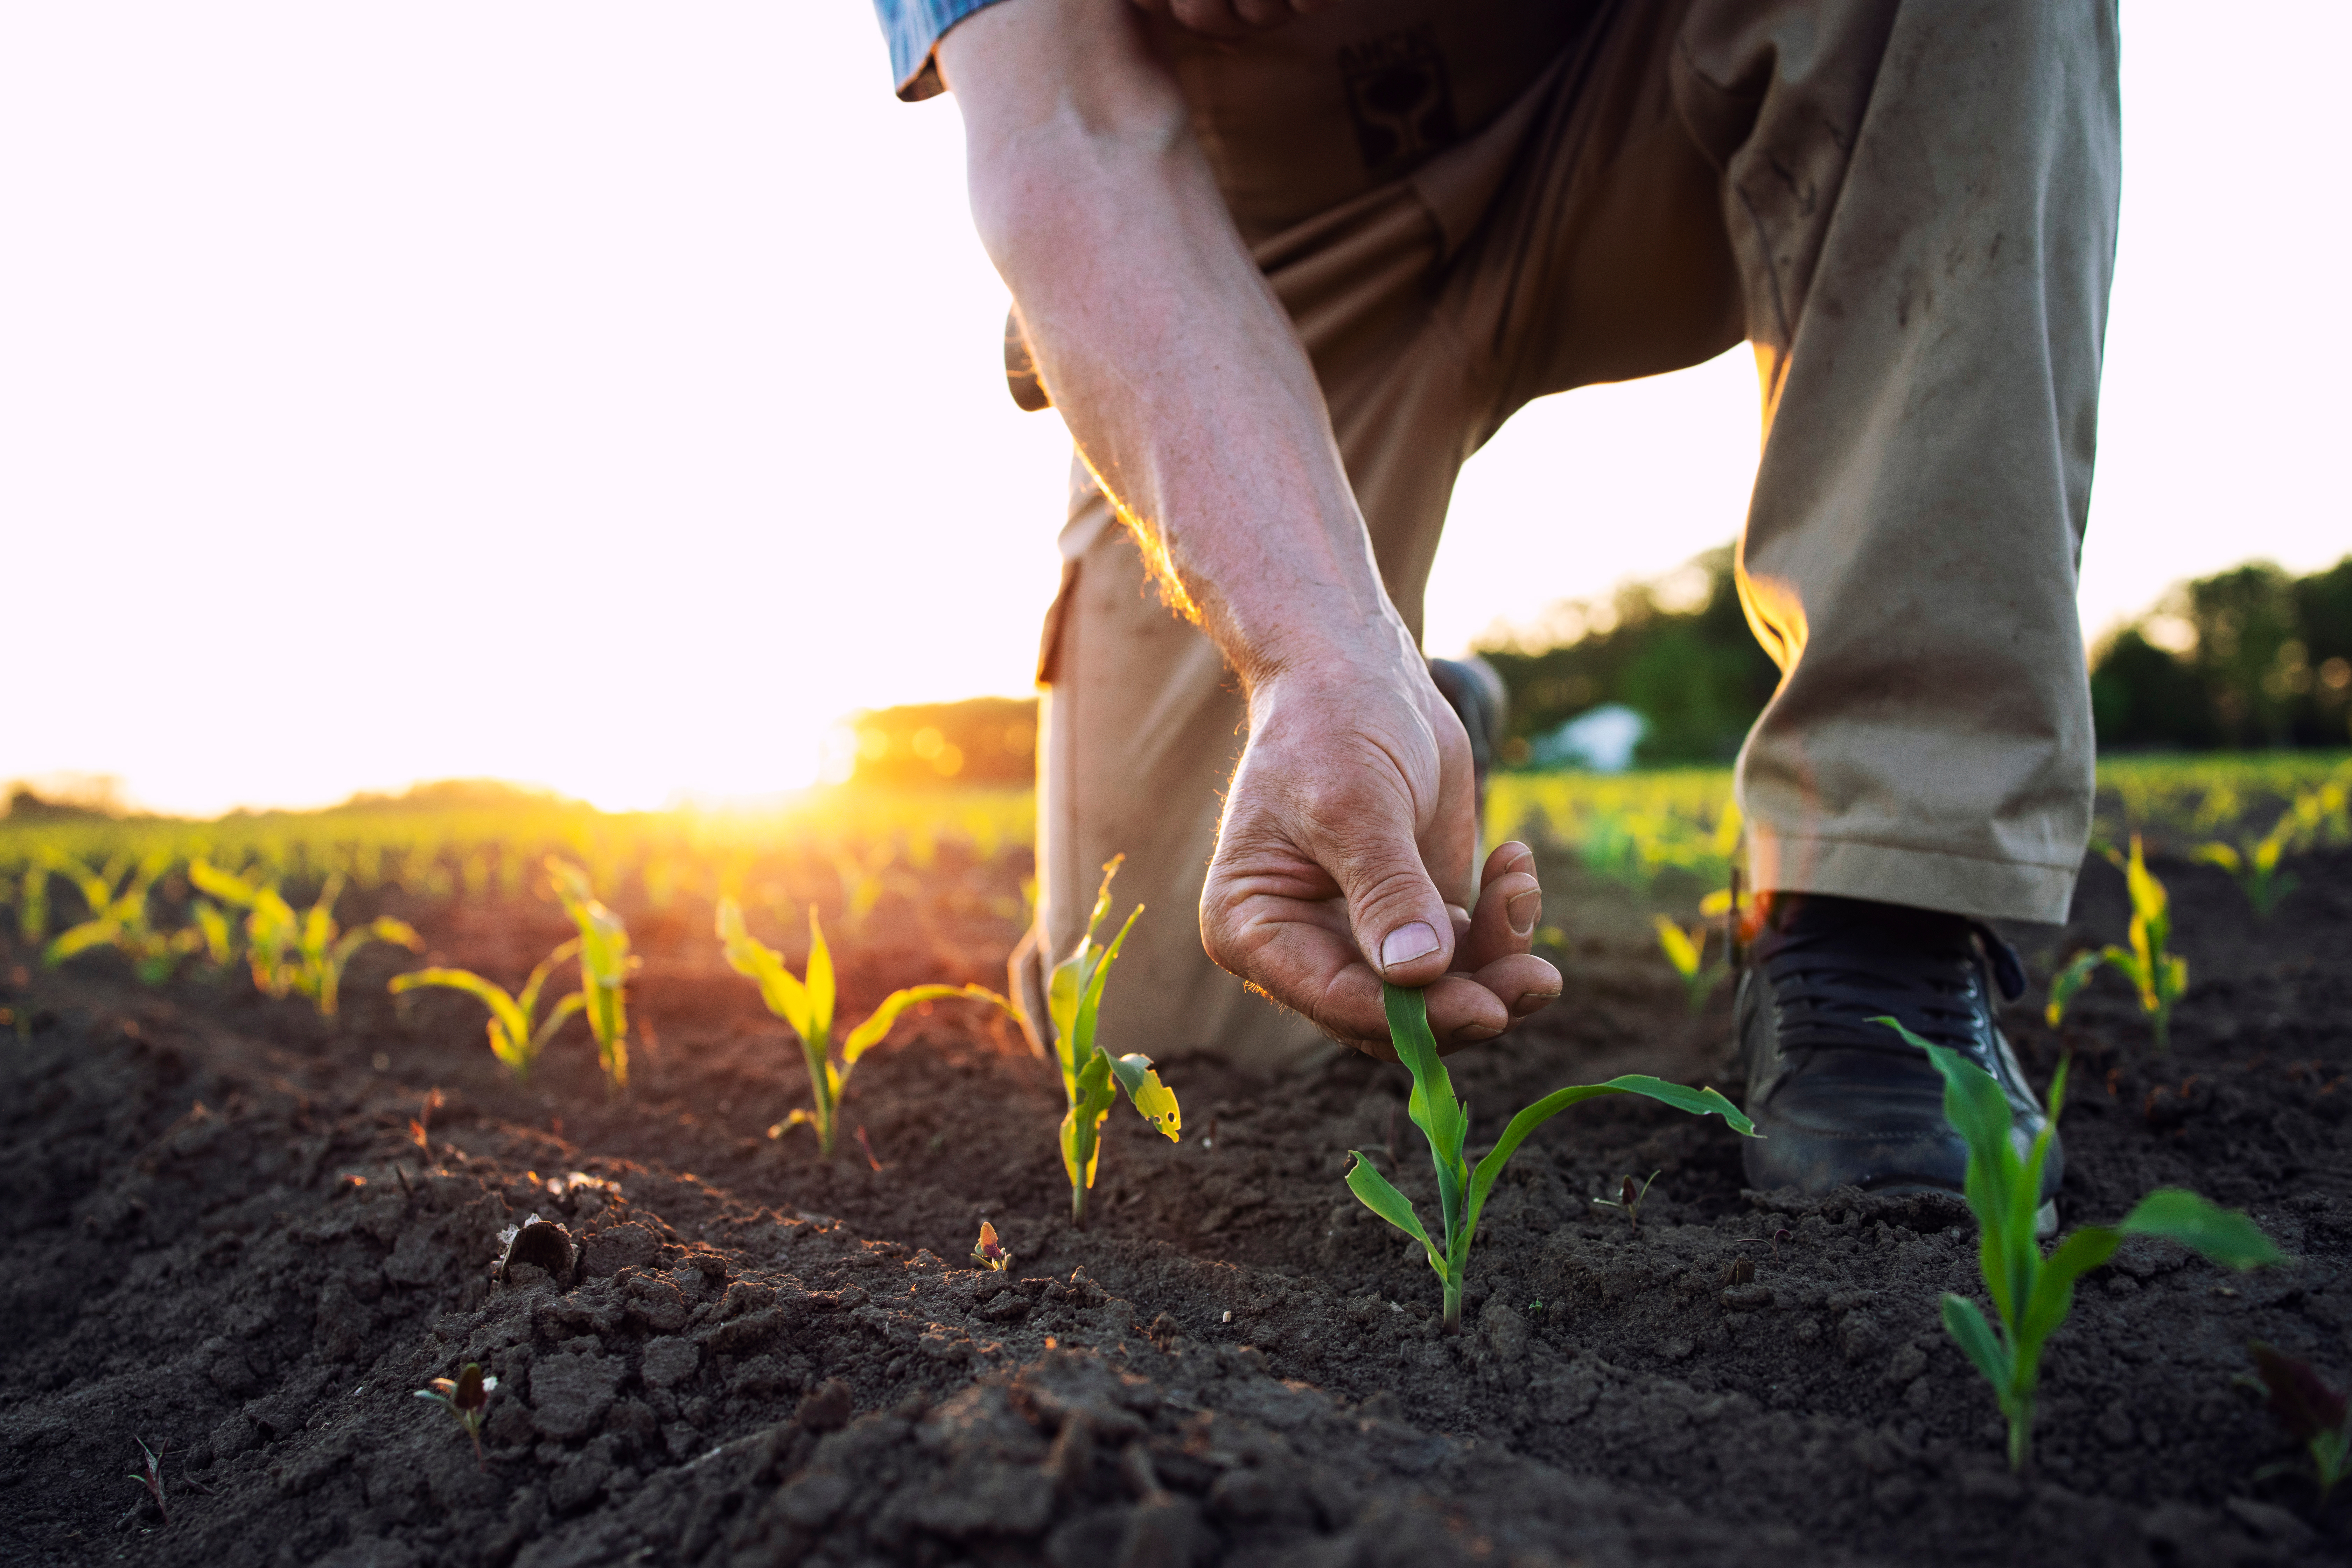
1477, 550, 2352, 766
1477, 546, 1779, 766
2090, 558, 2352, 750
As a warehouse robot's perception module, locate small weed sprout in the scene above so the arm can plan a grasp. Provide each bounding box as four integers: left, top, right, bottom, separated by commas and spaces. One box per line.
972, 1219, 1011, 1271
2046, 836, 2188, 1052
188, 861, 420, 1015
1876, 1017, 2280, 1469
715, 897, 1008, 1159
1348, 983, 1755, 1331
546, 859, 636, 1093
2243, 1342, 2350, 1505
390, 938, 586, 1083
414, 1363, 497, 1470
1036, 858, 1180, 1228
2194, 807, 2299, 920
1591, 1170, 1661, 1232
126, 1435, 167, 1524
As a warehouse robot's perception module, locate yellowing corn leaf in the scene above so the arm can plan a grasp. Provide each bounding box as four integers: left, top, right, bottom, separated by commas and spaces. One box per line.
1106, 1052, 1181, 1140
716, 898, 817, 1042
1653, 914, 1702, 980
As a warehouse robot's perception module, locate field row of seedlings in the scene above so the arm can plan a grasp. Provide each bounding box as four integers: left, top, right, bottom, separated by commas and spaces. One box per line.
0, 757, 2346, 1565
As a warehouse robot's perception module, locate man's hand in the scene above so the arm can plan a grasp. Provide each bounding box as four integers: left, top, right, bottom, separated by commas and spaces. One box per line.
1203, 652, 1560, 1056
941, 0, 1560, 1054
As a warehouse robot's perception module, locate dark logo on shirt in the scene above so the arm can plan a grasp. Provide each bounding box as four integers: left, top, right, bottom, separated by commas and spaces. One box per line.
1337, 26, 1458, 180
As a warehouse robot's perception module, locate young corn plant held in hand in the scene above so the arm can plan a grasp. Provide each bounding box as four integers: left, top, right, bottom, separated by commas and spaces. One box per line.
389, 938, 586, 1083
1876, 1017, 2281, 1470
1037, 857, 1180, 1228
2192, 807, 2299, 920
547, 859, 636, 1093
1349, 982, 1757, 1331
716, 897, 1010, 1159
2045, 835, 2188, 1052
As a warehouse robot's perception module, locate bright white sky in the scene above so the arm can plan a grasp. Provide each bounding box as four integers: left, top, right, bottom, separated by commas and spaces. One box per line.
5, 4, 2346, 816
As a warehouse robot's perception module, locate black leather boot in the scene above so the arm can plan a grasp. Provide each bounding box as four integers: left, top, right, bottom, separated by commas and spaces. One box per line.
1735, 892, 2060, 1230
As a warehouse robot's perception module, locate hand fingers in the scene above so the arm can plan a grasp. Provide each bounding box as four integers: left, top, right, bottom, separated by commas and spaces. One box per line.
1457, 841, 1539, 972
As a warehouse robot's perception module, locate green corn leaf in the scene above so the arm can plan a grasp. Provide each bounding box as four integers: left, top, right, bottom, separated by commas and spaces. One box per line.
716, 899, 813, 1040
2019, 1224, 2121, 1351
517, 937, 583, 1017
1105, 1051, 1181, 1140
2009, 1057, 2071, 1280
1906, 1032, 2030, 1320
1940, 1292, 2011, 1389
2191, 842, 2241, 874
839, 983, 981, 1066
1463, 1074, 1753, 1253
1046, 948, 1082, 1083
1384, 985, 1467, 1244
2046, 951, 2101, 1027
2118, 1188, 2285, 1270
391, 967, 531, 1050
188, 858, 261, 908
530, 991, 588, 1055
1653, 914, 1701, 980
804, 909, 836, 1044
1058, 1105, 1089, 1191
1049, 857, 1126, 1078
190, 899, 234, 965
44, 919, 117, 966
1070, 904, 1142, 1066
336, 917, 421, 966
1345, 1152, 1443, 1274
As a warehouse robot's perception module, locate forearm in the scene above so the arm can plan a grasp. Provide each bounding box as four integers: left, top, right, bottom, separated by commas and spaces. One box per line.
939, 0, 1416, 690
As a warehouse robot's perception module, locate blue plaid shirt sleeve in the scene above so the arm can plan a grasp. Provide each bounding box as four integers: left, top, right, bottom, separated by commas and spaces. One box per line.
872, 0, 1011, 101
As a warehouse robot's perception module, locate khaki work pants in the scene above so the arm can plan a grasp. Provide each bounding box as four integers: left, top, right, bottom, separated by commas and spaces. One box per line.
1020, 0, 2121, 1070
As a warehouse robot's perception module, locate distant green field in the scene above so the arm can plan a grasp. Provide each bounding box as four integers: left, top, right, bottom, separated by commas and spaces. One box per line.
1488, 752, 2351, 895
0, 756, 2342, 961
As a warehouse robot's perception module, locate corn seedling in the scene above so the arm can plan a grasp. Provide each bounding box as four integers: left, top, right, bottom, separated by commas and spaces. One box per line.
2291, 779, 2348, 846
1348, 982, 1756, 1331
1652, 914, 1727, 1014
1591, 1169, 1661, 1232
2193, 807, 2300, 920
2243, 1342, 2350, 1504
390, 938, 586, 1083
716, 897, 1009, 1158
1037, 858, 1180, 1228
546, 859, 635, 1093
44, 852, 191, 983
2046, 836, 2188, 1052
183, 897, 238, 975
189, 861, 420, 1014
972, 1219, 1011, 1271
14, 858, 51, 944
126, 1435, 167, 1524
414, 1363, 497, 1470
1877, 1017, 2281, 1470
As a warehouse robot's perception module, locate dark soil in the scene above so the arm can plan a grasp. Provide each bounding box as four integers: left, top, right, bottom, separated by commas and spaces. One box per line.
2, 839, 2347, 1567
